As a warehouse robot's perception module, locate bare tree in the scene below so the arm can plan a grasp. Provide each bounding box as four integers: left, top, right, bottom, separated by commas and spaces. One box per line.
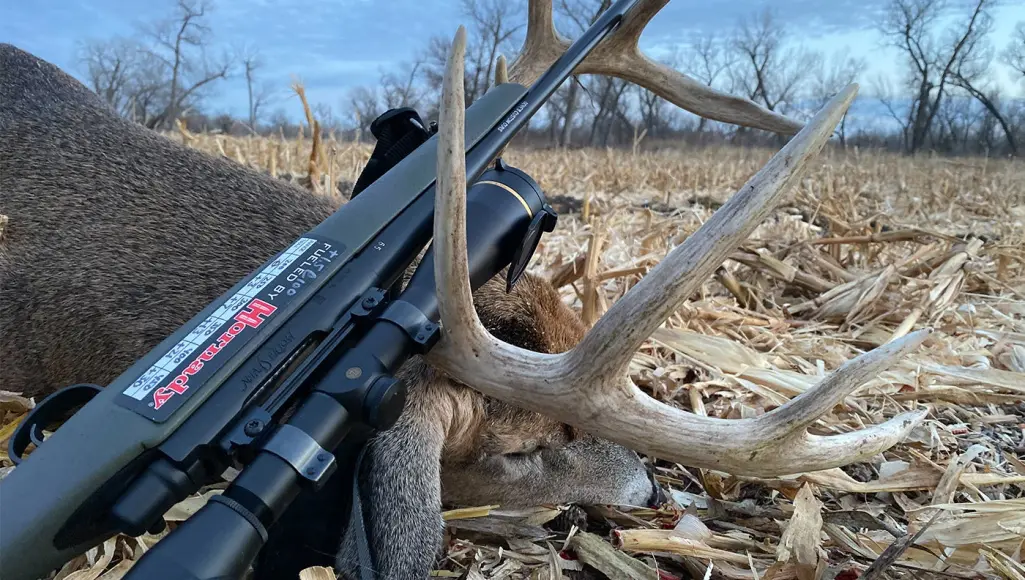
140, 0, 232, 129
237, 44, 276, 130
77, 37, 172, 126
347, 85, 382, 134
877, 0, 994, 154
935, 97, 965, 150
683, 31, 735, 89
265, 107, 301, 138
1002, 21, 1025, 78
344, 58, 426, 135
544, 0, 611, 147
636, 84, 669, 138
812, 51, 867, 146
380, 60, 425, 110
418, 0, 525, 113
463, 0, 525, 96
586, 76, 631, 146
312, 102, 340, 135
947, 15, 1018, 157
77, 38, 141, 116
78, 0, 232, 129
678, 30, 737, 133
126, 51, 175, 126
730, 8, 822, 115
873, 73, 914, 150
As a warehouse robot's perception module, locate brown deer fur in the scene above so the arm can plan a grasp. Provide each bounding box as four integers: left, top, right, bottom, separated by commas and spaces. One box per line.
0, 44, 658, 579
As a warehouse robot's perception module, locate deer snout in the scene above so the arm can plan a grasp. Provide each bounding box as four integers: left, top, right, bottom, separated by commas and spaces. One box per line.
644, 464, 669, 508
608, 447, 666, 508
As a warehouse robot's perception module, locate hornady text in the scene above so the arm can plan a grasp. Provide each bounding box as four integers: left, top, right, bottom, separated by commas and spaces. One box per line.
152, 299, 278, 410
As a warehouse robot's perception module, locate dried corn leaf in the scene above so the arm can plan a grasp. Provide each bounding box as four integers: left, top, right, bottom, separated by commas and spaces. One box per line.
931, 443, 988, 506
981, 548, 1025, 580
95, 560, 135, 580
775, 484, 826, 580
921, 363, 1025, 395
568, 532, 657, 579
908, 499, 1025, 513
0, 412, 26, 447
911, 510, 1025, 546
858, 510, 943, 580
299, 566, 337, 580
762, 466, 1025, 494
163, 489, 222, 522
62, 538, 117, 580
651, 328, 771, 371
0, 391, 34, 413
443, 505, 501, 521
616, 529, 752, 564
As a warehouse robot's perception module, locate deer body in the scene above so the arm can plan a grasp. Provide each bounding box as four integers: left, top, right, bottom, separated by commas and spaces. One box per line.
0, 43, 656, 579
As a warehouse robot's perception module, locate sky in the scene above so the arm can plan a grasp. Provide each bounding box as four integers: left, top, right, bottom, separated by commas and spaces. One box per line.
2, 0, 1023, 125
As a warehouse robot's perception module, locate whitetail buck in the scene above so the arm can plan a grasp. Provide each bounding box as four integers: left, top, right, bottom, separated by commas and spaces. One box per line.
1, 1, 930, 578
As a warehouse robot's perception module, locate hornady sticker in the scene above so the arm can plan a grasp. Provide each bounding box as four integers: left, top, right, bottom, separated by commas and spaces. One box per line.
117, 236, 342, 422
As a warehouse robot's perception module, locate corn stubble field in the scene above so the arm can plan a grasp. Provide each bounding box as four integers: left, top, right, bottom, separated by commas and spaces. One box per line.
1, 128, 1024, 580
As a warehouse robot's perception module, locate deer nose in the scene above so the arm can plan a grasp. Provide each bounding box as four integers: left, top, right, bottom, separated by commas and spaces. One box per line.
645, 465, 668, 508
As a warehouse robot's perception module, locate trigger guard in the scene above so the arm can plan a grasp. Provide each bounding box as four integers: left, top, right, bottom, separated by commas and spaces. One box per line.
9, 383, 104, 465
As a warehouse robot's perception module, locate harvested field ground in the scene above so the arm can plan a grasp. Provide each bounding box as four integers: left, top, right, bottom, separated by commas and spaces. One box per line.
2, 132, 1024, 580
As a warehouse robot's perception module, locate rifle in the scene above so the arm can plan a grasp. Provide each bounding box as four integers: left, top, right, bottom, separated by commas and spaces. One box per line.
0, 1, 641, 579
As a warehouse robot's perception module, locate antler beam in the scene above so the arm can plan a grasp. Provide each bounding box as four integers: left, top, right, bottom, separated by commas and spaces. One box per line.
506, 0, 803, 135
429, 27, 928, 477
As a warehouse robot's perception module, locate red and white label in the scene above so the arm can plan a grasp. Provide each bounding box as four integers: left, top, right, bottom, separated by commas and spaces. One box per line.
152, 298, 277, 410
121, 237, 316, 405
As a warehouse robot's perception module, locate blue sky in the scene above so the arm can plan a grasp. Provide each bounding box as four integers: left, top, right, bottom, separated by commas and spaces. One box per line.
2, 0, 1023, 125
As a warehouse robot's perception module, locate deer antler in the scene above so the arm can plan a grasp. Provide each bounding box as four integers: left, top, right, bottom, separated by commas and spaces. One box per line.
428, 25, 930, 477
505, 0, 803, 134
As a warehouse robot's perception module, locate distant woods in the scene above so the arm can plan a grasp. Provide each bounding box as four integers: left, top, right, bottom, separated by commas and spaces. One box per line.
78, 0, 1025, 157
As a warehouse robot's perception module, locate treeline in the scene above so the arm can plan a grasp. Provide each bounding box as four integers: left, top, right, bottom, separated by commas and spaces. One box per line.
78, 0, 1025, 156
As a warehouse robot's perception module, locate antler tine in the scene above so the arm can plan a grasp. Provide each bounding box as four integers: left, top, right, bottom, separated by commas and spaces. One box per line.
607, 0, 663, 43
429, 75, 930, 476
507, 0, 571, 87
571, 85, 859, 377
759, 330, 931, 440
435, 25, 480, 353
495, 54, 509, 85
507, 0, 803, 134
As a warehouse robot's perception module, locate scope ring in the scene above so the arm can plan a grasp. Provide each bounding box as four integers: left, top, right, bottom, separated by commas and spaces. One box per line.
377, 300, 440, 352
260, 424, 336, 486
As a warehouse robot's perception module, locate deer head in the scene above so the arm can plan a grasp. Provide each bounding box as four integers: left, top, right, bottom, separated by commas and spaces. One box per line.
425, 0, 930, 478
